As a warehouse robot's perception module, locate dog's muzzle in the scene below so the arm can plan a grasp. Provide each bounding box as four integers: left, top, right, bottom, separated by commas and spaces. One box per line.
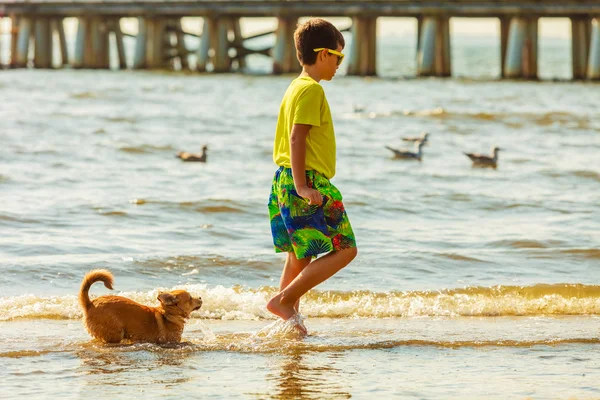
193, 298, 203, 311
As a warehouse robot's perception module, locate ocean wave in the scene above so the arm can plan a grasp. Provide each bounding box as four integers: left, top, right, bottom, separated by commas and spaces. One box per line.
14, 148, 59, 155
128, 198, 254, 214
542, 169, 600, 183
213, 337, 600, 352
70, 91, 99, 99
2, 283, 599, 322
571, 170, 600, 183
520, 247, 600, 260
402, 107, 449, 117
437, 253, 484, 262
559, 248, 600, 259
2, 335, 598, 360
105, 116, 138, 123
478, 202, 546, 212
0, 349, 59, 359
135, 254, 278, 271
118, 144, 176, 154
490, 239, 554, 249
3, 337, 599, 358
0, 214, 40, 224
98, 210, 129, 217
387, 108, 592, 129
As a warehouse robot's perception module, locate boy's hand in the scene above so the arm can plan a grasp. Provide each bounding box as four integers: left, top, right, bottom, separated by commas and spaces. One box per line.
296, 186, 323, 206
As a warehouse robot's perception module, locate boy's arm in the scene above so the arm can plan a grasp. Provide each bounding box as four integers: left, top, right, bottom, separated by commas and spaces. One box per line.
290, 123, 322, 206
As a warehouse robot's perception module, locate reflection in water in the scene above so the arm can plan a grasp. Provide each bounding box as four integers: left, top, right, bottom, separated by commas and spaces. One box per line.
268, 348, 351, 400
76, 342, 196, 389
3, 316, 600, 399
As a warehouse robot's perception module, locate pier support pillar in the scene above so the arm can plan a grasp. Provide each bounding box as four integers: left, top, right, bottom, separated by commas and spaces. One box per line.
74, 17, 110, 69
348, 16, 377, 76
173, 19, 189, 70
587, 18, 600, 80
90, 18, 110, 69
109, 18, 127, 69
417, 16, 451, 77
571, 17, 591, 80
34, 18, 53, 68
162, 19, 190, 70
133, 17, 146, 69
504, 17, 538, 79
54, 18, 69, 67
196, 17, 212, 72
0, 17, 3, 66
73, 17, 86, 68
197, 16, 231, 72
212, 17, 230, 72
416, 16, 422, 66
500, 17, 510, 77
15, 16, 33, 68
273, 16, 299, 74
134, 17, 168, 69
230, 18, 246, 71
10, 16, 20, 67
439, 17, 451, 77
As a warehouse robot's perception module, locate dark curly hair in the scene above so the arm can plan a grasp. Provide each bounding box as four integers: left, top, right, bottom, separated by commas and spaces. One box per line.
294, 18, 345, 66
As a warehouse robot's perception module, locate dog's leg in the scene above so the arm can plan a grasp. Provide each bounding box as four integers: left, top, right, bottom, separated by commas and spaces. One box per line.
155, 312, 167, 344
87, 315, 125, 343
103, 329, 125, 344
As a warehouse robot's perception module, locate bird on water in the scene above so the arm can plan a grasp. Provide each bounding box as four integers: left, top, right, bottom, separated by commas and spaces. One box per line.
176, 145, 208, 162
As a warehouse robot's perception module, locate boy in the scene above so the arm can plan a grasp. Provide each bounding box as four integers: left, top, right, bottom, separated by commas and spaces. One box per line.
267, 18, 358, 334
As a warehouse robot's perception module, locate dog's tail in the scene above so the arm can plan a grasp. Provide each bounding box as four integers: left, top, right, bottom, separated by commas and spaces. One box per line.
79, 269, 114, 311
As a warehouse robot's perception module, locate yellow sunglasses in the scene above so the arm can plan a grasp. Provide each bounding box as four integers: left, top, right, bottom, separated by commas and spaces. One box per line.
313, 48, 345, 65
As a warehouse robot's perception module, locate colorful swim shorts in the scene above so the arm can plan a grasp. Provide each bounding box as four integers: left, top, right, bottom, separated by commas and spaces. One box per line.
268, 166, 357, 259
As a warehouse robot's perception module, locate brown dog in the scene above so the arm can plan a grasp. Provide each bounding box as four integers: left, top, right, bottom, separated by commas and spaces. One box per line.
79, 269, 202, 344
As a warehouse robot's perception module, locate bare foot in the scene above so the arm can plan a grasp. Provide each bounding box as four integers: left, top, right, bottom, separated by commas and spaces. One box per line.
266, 293, 296, 320
266, 294, 308, 335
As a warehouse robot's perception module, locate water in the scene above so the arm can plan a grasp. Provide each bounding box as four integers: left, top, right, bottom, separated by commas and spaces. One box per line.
1, 31, 600, 398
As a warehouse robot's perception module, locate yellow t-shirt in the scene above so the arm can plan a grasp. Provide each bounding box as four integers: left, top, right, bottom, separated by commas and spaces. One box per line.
273, 76, 336, 179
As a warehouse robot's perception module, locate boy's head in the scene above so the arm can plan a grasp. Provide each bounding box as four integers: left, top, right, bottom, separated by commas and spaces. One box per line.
294, 18, 345, 80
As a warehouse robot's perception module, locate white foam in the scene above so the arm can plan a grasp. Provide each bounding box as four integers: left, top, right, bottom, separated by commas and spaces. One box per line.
1, 284, 599, 321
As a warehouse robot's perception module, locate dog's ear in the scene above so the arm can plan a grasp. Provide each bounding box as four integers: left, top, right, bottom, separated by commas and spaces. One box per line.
157, 292, 177, 306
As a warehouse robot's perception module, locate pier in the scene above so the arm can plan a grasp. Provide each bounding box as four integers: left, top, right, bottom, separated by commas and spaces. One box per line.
1, 0, 600, 79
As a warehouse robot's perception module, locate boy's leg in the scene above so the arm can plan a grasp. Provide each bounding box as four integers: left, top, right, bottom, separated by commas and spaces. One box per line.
279, 252, 312, 312
267, 246, 357, 321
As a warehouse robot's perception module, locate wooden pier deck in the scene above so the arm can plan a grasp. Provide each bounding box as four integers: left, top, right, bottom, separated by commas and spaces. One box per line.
2, 0, 600, 17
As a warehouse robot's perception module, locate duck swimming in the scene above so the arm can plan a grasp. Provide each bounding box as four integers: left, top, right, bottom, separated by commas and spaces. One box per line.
385, 140, 425, 161
176, 145, 208, 162
464, 146, 502, 168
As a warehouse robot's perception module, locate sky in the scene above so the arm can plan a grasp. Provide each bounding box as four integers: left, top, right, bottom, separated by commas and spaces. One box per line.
0, 17, 573, 39
240, 17, 572, 39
